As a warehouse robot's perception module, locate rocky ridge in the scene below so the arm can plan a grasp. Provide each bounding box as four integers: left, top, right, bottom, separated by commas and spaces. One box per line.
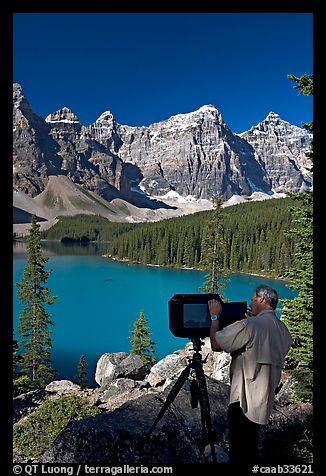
13, 341, 312, 465
13, 83, 313, 225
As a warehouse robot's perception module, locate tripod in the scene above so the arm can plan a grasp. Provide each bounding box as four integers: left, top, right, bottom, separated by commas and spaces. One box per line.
140, 337, 217, 463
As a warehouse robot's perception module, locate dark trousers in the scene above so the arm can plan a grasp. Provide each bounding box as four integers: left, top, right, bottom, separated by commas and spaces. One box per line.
228, 402, 261, 464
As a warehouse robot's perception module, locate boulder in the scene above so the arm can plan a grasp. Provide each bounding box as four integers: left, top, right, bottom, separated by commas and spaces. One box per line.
274, 375, 297, 406
98, 378, 149, 411
95, 352, 147, 386
211, 351, 232, 384
45, 380, 81, 396
174, 338, 231, 383
146, 353, 188, 387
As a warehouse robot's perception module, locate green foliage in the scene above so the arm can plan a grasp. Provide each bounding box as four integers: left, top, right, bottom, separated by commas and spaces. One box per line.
199, 197, 229, 298
13, 338, 22, 378
13, 395, 102, 458
281, 74, 313, 402
40, 214, 136, 242
287, 74, 313, 164
76, 354, 88, 388
107, 197, 296, 277
287, 74, 313, 98
16, 215, 57, 386
129, 311, 157, 369
13, 375, 34, 397
13, 338, 34, 396
281, 193, 313, 402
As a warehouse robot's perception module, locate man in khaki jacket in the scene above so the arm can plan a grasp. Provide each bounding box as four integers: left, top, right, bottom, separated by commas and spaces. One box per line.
209, 284, 292, 465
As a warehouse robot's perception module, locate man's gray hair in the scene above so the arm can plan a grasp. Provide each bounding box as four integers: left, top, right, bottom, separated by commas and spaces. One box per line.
254, 285, 279, 310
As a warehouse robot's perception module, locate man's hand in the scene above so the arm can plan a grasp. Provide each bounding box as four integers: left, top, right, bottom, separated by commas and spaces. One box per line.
208, 299, 222, 317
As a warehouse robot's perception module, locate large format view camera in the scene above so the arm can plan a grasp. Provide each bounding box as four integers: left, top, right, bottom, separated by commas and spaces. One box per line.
169, 293, 247, 338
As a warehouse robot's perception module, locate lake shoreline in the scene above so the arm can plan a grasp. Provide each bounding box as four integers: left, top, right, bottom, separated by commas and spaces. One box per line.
15, 240, 292, 284
106, 254, 292, 283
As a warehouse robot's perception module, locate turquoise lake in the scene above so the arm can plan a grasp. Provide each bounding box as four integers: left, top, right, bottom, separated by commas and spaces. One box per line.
13, 241, 297, 386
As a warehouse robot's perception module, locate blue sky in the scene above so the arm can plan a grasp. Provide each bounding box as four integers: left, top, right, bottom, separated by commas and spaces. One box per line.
13, 13, 313, 133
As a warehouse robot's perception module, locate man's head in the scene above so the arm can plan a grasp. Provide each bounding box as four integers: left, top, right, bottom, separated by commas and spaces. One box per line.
250, 285, 278, 316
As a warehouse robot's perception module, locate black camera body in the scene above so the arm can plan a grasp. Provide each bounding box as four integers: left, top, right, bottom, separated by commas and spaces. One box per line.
168, 293, 247, 338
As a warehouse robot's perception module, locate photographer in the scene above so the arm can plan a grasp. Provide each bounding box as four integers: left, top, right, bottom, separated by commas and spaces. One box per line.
208, 284, 292, 464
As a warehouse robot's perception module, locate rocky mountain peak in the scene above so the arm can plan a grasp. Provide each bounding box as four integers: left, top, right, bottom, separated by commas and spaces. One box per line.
94, 111, 115, 123
45, 107, 80, 124
88, 110, 121, 151
197, 104, 222, 118
161, 103, 224, 129
262, 111, 290, 129
13, 83, 25, 106
265, 111, 281, 121
13, 83, 35, 121
239, 111, 312, 194
241, 111, 311, 140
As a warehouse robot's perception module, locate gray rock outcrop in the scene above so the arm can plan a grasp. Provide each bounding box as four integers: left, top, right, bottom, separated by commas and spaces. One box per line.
95, 378, 149, 412
146, 353, 188, 387
211, 351, 232, 384
13, 348, 312, 465
45, 380, 81, 396
41, 377, 230, 464
95, 352, 147, 386
13, 389, 46, 423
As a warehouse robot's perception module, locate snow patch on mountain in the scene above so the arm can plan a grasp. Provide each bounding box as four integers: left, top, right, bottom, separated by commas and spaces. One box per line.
153, 190, 214, 212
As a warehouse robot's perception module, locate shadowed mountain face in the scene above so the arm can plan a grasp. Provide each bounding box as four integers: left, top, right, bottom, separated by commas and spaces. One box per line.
13, 83, 312, 219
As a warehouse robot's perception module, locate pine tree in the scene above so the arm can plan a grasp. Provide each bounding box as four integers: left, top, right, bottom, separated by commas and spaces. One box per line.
200, 197, 229, 298
129, 311, 157, 368
16, 215, 57, 387
281, 191, 313, 401
76, 354, 88, 388
13, 337, 33, 396
281, 74, 313, 401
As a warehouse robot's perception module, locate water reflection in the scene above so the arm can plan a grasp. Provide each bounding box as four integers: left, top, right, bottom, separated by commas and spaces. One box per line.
13, 240, 109, 258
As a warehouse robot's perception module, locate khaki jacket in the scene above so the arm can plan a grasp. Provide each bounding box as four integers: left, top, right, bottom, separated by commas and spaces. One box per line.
215, 310, 292, 424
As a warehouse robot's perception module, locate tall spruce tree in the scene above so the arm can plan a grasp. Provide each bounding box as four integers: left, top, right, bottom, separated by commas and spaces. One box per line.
76, 354, 88, 388
16, 215, 57, 387
129, 311, 157, 368
281, 74, 313, 401
200, 197, 229, 297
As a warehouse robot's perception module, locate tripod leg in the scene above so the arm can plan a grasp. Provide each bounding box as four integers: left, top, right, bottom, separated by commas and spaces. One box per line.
139, 363, 191, 449
194, 361, 217, 463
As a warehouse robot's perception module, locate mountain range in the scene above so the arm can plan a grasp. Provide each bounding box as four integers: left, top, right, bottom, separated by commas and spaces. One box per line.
13, 83, 312, 229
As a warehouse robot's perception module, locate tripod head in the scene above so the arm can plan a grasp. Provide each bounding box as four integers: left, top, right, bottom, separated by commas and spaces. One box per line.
188, 338, 210, 368
190, 337, 205, 353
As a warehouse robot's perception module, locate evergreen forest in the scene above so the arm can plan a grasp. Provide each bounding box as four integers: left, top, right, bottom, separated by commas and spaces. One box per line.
40, 214, 136, 242
40, 197, 299, 278
107, 197, 297, 277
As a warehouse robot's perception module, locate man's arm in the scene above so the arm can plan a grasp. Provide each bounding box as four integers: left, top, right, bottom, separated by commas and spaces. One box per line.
210, 319, 223, 351
208, 300, 223, 352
